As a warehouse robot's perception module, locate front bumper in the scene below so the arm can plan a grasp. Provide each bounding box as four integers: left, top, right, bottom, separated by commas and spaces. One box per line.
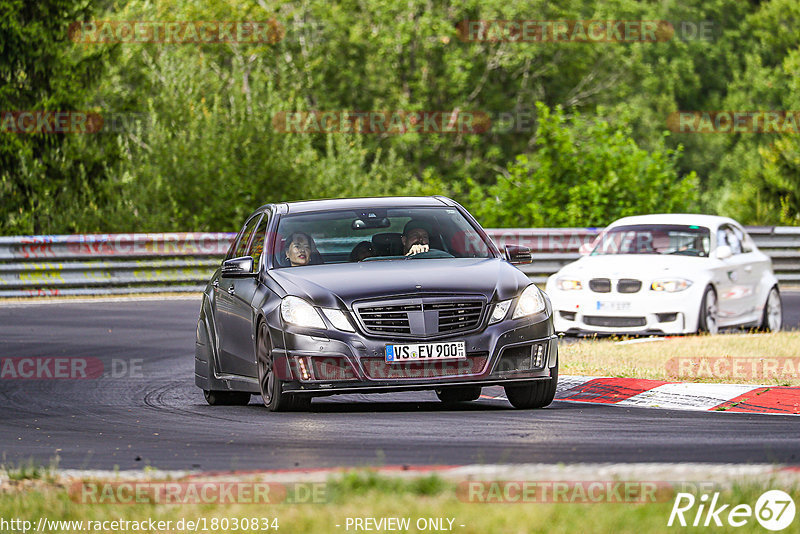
548, 285, 703, 335
267, 314, 557, 396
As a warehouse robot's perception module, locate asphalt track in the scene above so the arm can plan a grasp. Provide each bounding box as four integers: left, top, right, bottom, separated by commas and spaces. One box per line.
0, 293, 799, 471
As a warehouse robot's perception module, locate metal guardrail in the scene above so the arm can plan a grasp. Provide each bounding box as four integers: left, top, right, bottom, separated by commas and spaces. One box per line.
0, 227, 798, 297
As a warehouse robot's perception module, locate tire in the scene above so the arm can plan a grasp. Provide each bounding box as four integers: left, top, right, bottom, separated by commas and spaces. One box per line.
698, 286, 719, 335
504, 366, 558, 409
257, 321, 311, 412
759, 286, 782, 332
435, 386, 481, 404
203, 390, 251, 406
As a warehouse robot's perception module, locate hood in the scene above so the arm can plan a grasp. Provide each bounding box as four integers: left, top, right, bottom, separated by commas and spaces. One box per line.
269, 258, 530, 309
554, 254, 711, 280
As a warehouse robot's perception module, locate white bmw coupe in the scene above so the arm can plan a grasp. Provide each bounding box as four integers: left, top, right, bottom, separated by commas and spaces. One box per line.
545, 214, 782, 335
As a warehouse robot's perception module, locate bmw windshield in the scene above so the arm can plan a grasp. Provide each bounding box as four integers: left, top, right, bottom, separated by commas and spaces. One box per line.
590, 224, 711, 257
273, 207, 494, 268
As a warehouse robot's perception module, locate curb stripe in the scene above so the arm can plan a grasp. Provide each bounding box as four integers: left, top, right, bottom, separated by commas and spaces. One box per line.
712, 386, 800, 414
559, 377, 669, 403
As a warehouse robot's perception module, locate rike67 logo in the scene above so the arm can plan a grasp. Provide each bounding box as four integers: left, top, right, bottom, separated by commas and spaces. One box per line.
668, 490, 796, 531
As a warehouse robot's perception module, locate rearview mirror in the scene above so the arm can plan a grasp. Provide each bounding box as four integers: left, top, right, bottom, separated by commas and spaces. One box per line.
714, 245, 732, 260
352, 217, 391, 230
221, 256, 255, 277
505, 245, 532, 265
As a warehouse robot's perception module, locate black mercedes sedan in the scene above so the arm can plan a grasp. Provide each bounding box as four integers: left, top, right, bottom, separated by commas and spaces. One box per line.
195, 196, 558, 411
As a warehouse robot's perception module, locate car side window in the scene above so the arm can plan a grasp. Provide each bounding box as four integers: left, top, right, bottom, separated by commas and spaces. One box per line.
248, 214, 270, 269
232, 214, 262, 259
717, 225, 742, 255
732, 225, 753, 253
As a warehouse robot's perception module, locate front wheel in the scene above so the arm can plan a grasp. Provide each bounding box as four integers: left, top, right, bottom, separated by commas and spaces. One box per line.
504, 366, 558, 409
698, 286, 719, 334
257, 322, 311, 412
759, 286, 782, 332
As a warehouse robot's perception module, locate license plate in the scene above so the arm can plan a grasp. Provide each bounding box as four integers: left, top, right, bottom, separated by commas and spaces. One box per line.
385, 341, 466, 363
596, 300, 631, 311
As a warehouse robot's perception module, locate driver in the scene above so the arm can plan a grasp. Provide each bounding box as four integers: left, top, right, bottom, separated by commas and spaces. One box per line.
402, 220, 433, 256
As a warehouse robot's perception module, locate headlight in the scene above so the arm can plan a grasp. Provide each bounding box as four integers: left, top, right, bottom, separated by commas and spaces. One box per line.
557, 278, 583, 291
650, 279, 693, 292
281, 296, 325, 329
321, 308, 355, 332
512, 285, 547, 319
489, 299, 512, 324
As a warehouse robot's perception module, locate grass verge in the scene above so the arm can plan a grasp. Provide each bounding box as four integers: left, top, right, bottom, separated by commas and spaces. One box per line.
0, 471, 797, 533
560, 332, 800, 386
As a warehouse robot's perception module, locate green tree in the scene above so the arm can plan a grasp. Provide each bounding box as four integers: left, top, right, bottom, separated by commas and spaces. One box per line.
465, 103, 697, 228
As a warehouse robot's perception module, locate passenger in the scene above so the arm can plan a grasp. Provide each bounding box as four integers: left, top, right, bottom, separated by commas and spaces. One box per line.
285, 231, 316, 267
402, 220, 432, 256
350, 241, 375, 262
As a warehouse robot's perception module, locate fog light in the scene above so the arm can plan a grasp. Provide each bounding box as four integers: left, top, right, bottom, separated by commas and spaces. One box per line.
532, 344, 545, 368
559, 311, 576, 321
656, 312, 678, 323
296, 356, 312, 380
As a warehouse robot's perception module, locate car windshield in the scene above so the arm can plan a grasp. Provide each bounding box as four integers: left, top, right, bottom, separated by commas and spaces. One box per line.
273, 207, 493, 267
590, 224, 711, 257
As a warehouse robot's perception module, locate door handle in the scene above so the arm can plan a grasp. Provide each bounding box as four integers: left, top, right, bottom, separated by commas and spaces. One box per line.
744, 266, 752, 272
228, 286, 235, 295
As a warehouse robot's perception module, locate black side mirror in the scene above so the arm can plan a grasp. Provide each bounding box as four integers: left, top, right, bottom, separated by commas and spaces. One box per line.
504, 245, 532, 265
221, 256, 255, 278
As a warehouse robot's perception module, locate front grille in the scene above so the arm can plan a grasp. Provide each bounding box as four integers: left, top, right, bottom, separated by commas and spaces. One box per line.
357, 304, 421, 335
361, 353, 488, 379
428, 301, 483, 333
583, 316, 646, 327
354, 297, 485, 338
589, 278, 611, 293
617, 279, 642, 293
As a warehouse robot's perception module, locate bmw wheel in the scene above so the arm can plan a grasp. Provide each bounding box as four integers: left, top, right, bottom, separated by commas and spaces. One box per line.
698, 286, 719, 334
759, 286, 782, 332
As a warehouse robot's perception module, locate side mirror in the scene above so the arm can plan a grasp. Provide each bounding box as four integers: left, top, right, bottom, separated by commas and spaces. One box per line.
505, 245, 532, 265
221, 256, 255, 277
714, 245, 732, 260
578, 242, 593, 256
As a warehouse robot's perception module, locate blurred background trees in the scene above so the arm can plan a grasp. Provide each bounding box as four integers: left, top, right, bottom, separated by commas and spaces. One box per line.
2, 0, 798, 233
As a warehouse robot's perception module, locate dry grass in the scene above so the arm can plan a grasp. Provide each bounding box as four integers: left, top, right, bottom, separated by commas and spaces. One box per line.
560, 332, 800, 386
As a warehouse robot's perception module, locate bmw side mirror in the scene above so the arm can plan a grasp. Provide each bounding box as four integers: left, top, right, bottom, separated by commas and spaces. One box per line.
714, 245, 732, 260
505, 245, 532, 265
221, 256, 255, 277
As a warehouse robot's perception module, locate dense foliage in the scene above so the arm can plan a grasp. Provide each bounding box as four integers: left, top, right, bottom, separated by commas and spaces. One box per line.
2, 0, 799, 234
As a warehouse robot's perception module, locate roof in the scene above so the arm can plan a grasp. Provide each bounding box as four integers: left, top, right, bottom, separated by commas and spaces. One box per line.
606, 213, 740, 230
274, 196, 454, 214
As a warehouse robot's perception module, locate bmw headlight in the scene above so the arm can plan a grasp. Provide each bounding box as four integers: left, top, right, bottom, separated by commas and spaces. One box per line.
281, 296, 326, 329
557, 278, 583, 291
321, 308, 355, 332
489, 299, 512, 324
512, 285, 547, 319
650, 279, 692, 292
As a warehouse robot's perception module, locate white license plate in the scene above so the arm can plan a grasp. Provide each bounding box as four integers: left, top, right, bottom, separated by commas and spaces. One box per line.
596, 300, 631, 311
385, 341, 466, 363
